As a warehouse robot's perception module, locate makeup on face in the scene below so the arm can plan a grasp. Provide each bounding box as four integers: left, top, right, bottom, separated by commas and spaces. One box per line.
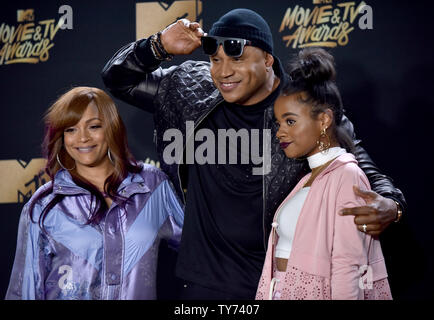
274, 94, 322, 159
63, 103, 110, 171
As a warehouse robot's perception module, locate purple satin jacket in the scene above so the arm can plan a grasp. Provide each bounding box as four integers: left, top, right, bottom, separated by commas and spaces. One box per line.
6, 163, 184, 300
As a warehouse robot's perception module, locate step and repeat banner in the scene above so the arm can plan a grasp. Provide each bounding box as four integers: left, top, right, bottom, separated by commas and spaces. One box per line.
0, 0, 432, 299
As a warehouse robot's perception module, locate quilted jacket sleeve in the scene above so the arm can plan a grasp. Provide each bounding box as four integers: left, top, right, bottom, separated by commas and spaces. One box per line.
101, 37, 178, 113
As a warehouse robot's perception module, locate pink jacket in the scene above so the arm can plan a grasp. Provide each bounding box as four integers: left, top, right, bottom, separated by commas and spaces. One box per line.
256, 153, 392, 300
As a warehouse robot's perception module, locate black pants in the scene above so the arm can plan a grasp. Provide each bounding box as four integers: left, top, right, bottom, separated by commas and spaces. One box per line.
178, 279, 254, 300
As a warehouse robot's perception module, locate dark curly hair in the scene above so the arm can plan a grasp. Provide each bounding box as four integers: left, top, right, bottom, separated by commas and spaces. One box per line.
282, 47, 354, 152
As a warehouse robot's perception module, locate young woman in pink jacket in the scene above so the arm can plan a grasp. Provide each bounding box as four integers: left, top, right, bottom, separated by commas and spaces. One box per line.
255, 48, 392, 300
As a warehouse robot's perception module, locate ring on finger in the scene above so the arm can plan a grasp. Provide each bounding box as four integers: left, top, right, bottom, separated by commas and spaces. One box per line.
362, 224, 367, 233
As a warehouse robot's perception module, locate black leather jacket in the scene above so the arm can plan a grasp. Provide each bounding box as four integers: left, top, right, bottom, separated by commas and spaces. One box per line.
102, 39, 406, 248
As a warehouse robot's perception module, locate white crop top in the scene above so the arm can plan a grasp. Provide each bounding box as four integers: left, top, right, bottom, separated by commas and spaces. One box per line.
274, 187, 310, 259
273, 147, 346, 260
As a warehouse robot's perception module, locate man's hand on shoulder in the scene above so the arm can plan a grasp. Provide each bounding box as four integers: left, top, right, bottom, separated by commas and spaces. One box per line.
340, 185, 400, 236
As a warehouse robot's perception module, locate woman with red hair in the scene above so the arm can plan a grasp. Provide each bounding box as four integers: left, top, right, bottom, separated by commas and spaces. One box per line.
6, 87, 183, 300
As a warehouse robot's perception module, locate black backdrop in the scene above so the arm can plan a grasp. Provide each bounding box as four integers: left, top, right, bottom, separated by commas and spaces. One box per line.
0, 0, 433, 300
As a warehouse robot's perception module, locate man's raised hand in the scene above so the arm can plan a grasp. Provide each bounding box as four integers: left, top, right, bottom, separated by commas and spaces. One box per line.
160, 19, 205, 55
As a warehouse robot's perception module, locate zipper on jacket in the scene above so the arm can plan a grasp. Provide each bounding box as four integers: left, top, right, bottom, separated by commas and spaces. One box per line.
153, 129, 157, 147
175, 97, 269, 250
262, 109, 268, 251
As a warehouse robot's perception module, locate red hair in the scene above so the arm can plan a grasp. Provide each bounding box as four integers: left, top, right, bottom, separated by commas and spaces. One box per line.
31, 87, 141, 227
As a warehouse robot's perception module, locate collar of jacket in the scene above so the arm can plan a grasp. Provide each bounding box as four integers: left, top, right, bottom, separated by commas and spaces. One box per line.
307, 153, 358, 183
51, 164, 151, 198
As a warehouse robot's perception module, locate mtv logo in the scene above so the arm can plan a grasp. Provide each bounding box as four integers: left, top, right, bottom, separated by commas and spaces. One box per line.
17, 9, 35, 22
136, 0, 202, 39
0, 159, 49, 204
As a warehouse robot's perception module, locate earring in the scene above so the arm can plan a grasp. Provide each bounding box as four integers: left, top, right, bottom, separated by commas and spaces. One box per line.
108, 148, 115, 165
56, 153, 75, 171
317, 128, 331, 153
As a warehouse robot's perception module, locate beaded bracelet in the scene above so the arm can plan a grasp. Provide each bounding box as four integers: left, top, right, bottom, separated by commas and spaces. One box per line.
150, 32, 174, 61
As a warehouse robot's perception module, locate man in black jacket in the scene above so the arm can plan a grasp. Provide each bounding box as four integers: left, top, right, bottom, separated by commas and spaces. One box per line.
102, 9, 405, 299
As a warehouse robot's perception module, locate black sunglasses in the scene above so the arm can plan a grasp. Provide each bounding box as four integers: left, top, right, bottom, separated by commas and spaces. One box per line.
201, 36, 252, 58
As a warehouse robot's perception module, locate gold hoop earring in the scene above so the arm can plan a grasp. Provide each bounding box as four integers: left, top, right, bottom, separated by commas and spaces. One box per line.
317, 128, 331, 153
56, 153, 75, 171
108, 148, 115, 165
